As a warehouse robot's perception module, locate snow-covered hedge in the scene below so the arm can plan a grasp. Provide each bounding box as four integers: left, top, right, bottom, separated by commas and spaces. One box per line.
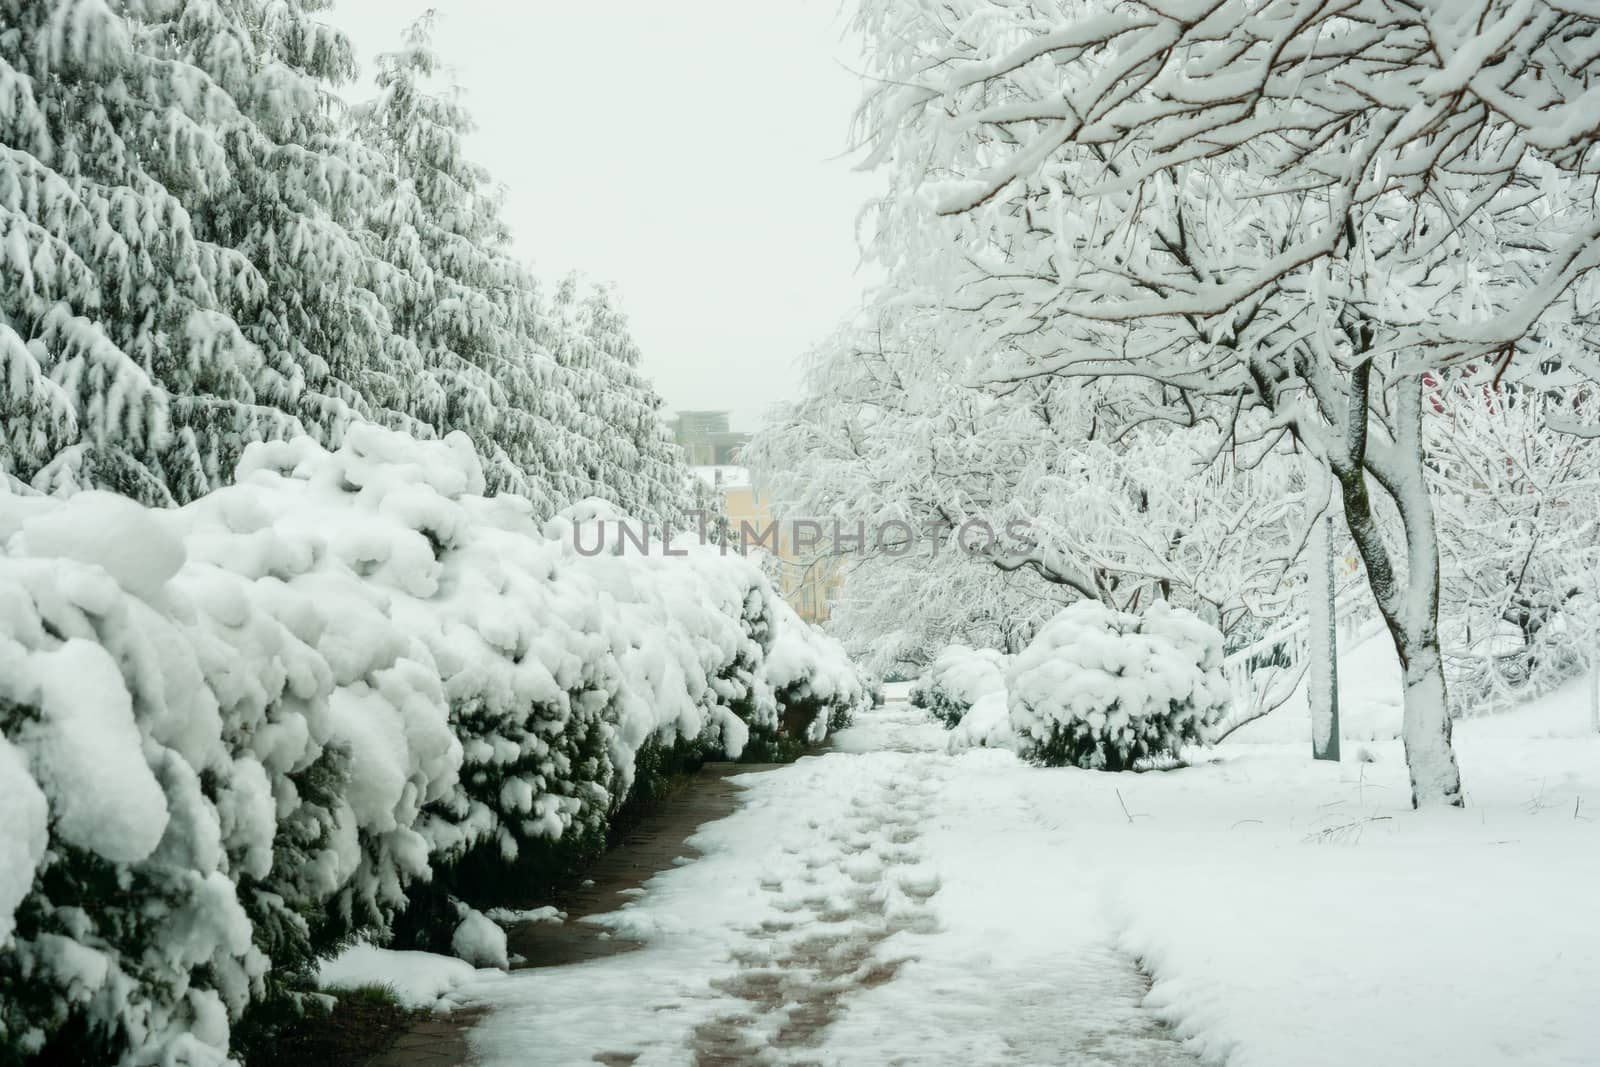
1008, 600, 1228, 770
762, 600, 873, 750
0, 426, 848, 1066
911, 645, 1010, 727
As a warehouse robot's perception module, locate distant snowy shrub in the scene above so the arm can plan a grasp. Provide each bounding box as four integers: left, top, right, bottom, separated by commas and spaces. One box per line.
0, 425, 853, 1067
913, 645, 1010, 727
762, 601, 873, 749
946, 691, 1017, 753
1008, 600, 1228, 770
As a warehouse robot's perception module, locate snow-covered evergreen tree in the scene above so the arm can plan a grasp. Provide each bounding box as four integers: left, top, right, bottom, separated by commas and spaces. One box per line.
353, 15, 530, 498
4, 2, 689, 522
353, 18, 691, 523
542, 274, 691, 524
0, 0, 421, 505
176, 0, 426, 489
0, 0, 257, 503
576, 283, 692, 525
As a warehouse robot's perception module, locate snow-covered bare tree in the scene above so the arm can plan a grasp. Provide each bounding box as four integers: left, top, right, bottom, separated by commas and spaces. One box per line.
747, 305, 1311, 675
819, 547, 1064, 676
1433, 379, 1600, 709
853, 0, 1600, 805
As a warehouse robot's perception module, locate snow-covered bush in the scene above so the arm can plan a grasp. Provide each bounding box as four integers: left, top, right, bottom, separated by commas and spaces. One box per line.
947, 691, 1018, 754
0, 425, 854, 1066
1008, 600, 1228, 770
0, 495, 283, 1065
912, 645, 1010, 727
761, 600, 873, 750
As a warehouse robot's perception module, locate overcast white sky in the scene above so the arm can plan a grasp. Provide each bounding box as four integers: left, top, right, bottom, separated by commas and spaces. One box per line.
330, 0, 875, 432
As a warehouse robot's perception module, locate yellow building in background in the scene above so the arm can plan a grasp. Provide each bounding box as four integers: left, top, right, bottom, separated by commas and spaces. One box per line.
696, 465, 843, 625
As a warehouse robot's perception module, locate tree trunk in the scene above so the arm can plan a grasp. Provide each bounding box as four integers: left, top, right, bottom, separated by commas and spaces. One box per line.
1332, 368, 1463, 807
1397, 634, 1461, 807
1308, 513, 1341, 761
1344, 515, 1464, 806
1590, 645, 1600, 734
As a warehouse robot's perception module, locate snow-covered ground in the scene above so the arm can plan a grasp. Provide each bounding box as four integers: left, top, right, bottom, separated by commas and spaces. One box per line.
357, 642, 1599, 1065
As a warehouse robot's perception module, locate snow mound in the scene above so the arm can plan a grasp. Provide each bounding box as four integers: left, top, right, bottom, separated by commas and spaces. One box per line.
452, 904, 510, 969
317, 944, 478, 1010
947, 690, 1017, 753
20, 490, 185, 602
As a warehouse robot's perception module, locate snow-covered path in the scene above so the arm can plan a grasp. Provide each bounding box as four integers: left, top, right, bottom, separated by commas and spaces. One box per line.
461, 698, 1201, 1066
441, 661, 1600, 1067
